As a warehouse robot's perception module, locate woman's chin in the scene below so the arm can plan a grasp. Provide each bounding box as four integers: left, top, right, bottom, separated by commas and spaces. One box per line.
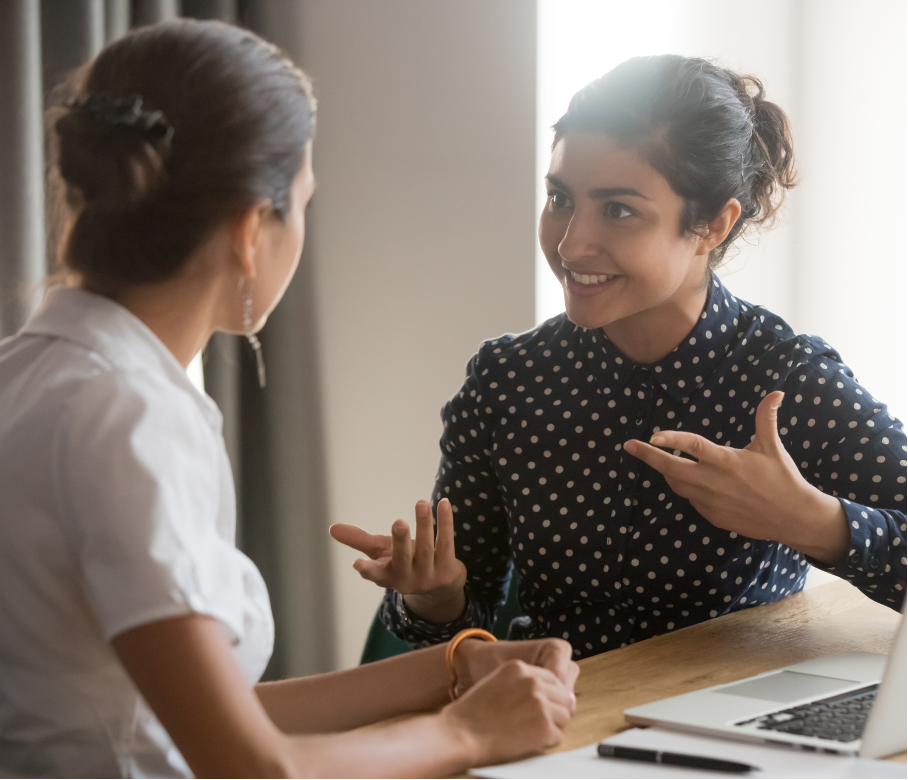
563, 304, 613, 332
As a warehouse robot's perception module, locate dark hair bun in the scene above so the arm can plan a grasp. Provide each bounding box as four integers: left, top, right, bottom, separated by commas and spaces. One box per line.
55, 108, 169, 209
723, 73, 797, 228
48, 19, 315, 292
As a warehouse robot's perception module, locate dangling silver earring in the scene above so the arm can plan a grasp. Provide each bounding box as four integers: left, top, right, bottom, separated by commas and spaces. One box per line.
243, 279, 266, 389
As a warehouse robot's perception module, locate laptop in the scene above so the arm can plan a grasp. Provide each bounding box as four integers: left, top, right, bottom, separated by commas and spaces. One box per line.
624, 602, 907, 759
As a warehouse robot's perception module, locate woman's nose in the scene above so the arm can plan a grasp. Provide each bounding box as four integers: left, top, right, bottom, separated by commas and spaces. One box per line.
558, 209, 600, 262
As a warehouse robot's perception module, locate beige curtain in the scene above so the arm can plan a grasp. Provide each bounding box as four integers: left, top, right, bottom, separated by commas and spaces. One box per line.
0, 0, 334, 679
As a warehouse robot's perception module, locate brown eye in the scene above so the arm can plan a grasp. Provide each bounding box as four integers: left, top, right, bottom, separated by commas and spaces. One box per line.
605, 202, 632, 219
549, 191, 572, 209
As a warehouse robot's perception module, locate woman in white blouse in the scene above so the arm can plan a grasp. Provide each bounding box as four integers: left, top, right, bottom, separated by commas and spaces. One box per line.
0, 19, 578, 778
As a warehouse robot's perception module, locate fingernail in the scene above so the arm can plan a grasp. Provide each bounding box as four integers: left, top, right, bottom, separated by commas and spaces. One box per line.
624, 441, 636, 455
650, 433, 667, 446
392, 521, 406, 536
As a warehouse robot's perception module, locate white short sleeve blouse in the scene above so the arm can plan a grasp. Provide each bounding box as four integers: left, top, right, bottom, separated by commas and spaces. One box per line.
0, 287, 274, 778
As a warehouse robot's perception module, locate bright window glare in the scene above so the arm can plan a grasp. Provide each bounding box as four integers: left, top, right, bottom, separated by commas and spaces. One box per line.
535, 0, 682, 324
188, 352, 205, 394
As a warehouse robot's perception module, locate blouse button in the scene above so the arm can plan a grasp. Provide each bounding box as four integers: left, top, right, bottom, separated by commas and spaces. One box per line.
848, 552, 861, 566
869, 557, 880, 569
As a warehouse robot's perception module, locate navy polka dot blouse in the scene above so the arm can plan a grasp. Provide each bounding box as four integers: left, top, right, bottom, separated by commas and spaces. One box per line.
381, 277, 907, 658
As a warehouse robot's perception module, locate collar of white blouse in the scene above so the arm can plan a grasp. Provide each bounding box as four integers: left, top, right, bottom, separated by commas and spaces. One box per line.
19, 285, 223, 433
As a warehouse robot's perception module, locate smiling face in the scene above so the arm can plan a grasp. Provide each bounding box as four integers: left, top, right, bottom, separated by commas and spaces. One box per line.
539, 132, 715, 362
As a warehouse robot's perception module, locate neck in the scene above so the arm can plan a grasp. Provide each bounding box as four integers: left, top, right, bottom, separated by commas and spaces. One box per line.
602, 278, 710, 365
86, 259, 229, 370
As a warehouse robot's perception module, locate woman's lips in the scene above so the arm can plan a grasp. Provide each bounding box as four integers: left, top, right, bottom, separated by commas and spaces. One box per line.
564, 269, 623, 297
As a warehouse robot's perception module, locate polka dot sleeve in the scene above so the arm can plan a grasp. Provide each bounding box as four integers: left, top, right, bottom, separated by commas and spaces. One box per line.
777, 353, 906, 608
379, 343, 514, 646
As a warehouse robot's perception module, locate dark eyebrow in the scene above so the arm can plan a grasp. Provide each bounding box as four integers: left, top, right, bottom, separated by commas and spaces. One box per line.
546, 175, 652, 202
588, 186, 652, 201
545, 175, 572, 195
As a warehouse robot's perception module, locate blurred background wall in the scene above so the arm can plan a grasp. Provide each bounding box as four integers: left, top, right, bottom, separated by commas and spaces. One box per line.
294, 0, 538, 669
1, 0, 904, 673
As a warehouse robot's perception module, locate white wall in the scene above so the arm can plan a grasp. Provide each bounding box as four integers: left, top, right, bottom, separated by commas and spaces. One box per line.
296, 0, 537, 669
791, 0, 907, 421
537, 0, 907, 422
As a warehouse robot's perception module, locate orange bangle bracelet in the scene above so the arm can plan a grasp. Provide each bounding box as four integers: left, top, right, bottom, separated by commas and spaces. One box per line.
444, 628, 497, 701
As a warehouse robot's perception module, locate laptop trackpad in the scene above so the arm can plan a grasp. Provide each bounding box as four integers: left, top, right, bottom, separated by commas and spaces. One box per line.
717, 671, 860, 703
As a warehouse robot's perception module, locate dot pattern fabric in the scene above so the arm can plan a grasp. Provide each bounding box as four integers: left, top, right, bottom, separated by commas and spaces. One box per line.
381, 277, 907, 658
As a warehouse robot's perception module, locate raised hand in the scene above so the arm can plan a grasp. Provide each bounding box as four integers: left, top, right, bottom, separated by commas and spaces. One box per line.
624, 391, 850, 564
329, 498, 468, 623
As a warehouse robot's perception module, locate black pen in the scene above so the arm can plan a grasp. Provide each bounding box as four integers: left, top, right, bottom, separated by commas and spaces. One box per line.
597, 743, 760, 774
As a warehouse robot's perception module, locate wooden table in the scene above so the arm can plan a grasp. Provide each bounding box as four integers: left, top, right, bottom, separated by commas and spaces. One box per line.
557, 578, 906, 762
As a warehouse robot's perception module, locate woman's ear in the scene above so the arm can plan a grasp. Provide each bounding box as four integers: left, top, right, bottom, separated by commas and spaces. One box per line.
229, 202, 269, 279
696, 198, 743, 256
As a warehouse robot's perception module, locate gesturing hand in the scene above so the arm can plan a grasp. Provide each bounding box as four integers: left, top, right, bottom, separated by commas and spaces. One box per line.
624, 391, 850, 564
328, 498, 467, 623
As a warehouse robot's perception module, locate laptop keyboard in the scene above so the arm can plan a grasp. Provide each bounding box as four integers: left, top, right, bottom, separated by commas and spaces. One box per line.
736, 684, 879, 743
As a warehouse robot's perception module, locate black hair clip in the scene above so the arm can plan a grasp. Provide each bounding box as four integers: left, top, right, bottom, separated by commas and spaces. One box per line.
71, 93, 174, 143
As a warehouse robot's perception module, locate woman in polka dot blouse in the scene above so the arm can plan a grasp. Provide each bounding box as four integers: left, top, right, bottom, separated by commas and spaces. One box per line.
331, 55, 906, 659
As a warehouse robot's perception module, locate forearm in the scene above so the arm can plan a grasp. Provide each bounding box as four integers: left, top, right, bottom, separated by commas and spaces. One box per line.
807, 503, 907, 607
113, 608, 572, 777
782, 484, 851, 564
404, 588, 466, 623
775, 368, 906, 570
383, 584, 497, 647
282, 711, 477, 779
256, 643, 450, 733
